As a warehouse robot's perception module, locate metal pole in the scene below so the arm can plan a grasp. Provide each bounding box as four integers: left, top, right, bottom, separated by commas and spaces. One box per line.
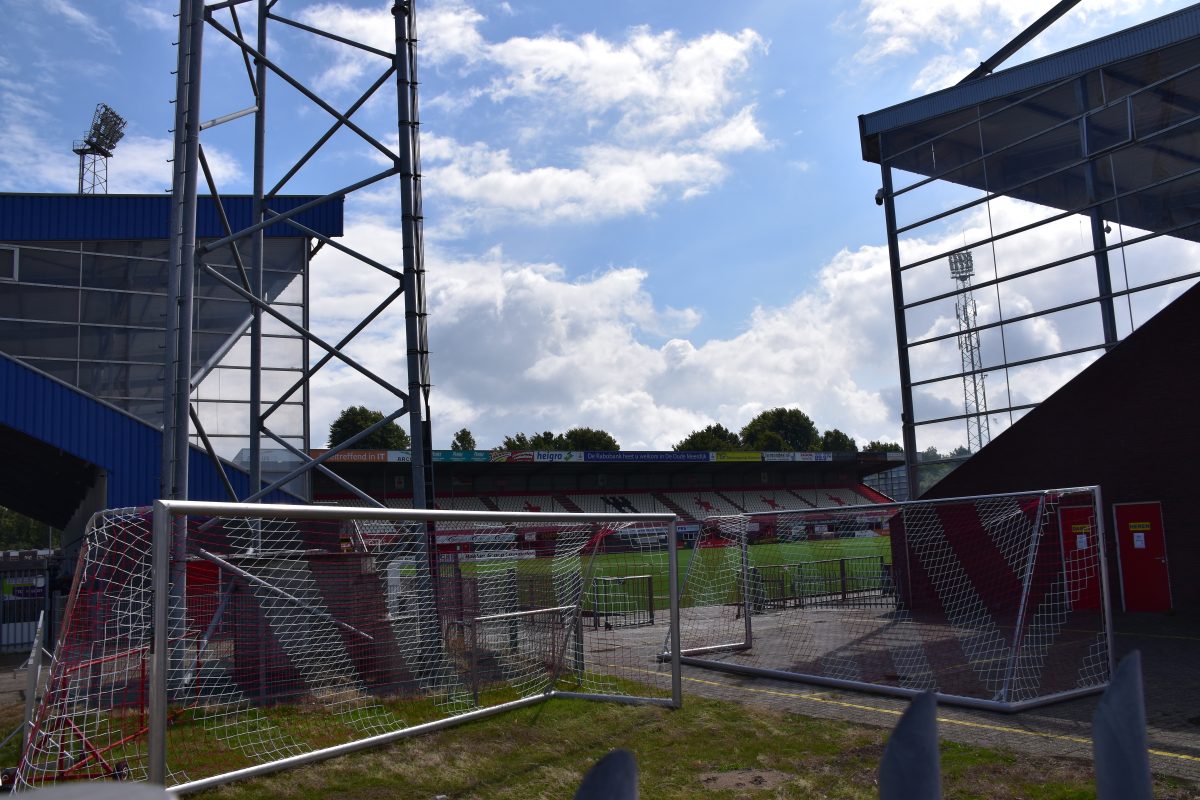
999, 491, 1048, 702
173, 0, 204, 504
302, 240, 312, 501
393, 0, 439, 653
1077, 77, 1119, 350
740, 520, 753, 649
166, 694, 547, 795
667, 519, 682, 708
880, 164, 920, 499
149, 501, 171, 785
249, 0, 268, 505
394, 0, 433, 511
1093, 485, 1117, 679
161, 0, 194, 502
168, 0, 205, 706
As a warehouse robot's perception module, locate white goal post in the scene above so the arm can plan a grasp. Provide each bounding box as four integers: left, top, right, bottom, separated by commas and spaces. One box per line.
671, 487, 1114, 712
17, 501, 680, 792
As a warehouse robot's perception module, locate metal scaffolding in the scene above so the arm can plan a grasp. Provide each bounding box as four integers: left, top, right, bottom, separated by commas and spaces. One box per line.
160, 0, 434, 511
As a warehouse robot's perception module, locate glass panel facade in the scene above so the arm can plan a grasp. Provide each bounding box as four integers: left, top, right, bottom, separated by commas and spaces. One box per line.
0, 238, 308, 458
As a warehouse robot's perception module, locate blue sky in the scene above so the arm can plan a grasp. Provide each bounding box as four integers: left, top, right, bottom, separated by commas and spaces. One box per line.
1, 0, 1192, 452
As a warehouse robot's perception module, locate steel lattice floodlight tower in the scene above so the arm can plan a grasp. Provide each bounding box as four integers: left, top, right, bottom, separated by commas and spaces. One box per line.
160, 1, 434, 513
948, 250, 990, 454
72, 103, 126, 194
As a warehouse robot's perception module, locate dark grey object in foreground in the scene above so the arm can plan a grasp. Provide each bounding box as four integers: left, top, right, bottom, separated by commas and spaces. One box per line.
574, 748, 638, 800
879, 692, 942, 800
1094, 651, 1152, 800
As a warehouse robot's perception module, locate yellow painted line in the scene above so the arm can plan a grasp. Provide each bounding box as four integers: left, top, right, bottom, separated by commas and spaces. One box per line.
613, 665, 1200, 765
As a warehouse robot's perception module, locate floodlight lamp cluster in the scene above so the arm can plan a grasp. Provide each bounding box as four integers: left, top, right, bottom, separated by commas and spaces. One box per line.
948, 250, 975, 280
73, 103, 127, 157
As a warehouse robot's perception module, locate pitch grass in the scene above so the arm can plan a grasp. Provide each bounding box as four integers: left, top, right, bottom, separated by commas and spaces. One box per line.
519, 537, 892, 612
193, 696, 1199, 800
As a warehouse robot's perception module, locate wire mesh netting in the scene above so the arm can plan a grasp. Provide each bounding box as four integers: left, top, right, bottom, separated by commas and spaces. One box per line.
674, 488, 1111, 709
16, 507, 678, 790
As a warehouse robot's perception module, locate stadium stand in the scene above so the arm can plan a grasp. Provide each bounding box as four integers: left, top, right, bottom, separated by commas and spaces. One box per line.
727, 493, 790, 514
434, 495, 490, 512
658, 492, 744, 518
311, 483, 887, 522
489, 494, 565, 513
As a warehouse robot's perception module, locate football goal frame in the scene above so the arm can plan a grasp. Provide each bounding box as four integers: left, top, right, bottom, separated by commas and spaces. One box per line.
17, 501, 680, 793
671, 486, 1114, 712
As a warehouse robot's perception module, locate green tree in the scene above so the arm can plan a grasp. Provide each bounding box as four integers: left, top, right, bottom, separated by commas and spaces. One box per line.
0, 508, 59, 551
498, 431, 558, 450
863, 440, 903, 452
561, 427, 619, 451
450, 428, 476, 451
919, 446, 944, 462
673, 423, 742, 451
739, 407, 820, 451
496, 427, 619, 450
821, 428, 858, 452
328, 405, 411, 449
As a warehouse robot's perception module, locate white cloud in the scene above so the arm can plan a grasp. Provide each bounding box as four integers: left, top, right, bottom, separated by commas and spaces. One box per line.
416, 134, 726, 225
46, 0, 120, 51
297, 1, 487, 91
700, 105, 768, 153
481, 26, 765, 141
305, 211, 902, 452
296, 2, 767, 233
0, 80, 76, 192
105, 136, 243, 194
302, 187, 1200, 456
909, 49, 979, 94
124, 1, 176, 32
848, 0, 1185, 84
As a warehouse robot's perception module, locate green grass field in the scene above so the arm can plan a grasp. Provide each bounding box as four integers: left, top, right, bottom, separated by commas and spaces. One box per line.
178, 693, 1198, 800
5, 665, 1197, 799
574, 536, 893, 612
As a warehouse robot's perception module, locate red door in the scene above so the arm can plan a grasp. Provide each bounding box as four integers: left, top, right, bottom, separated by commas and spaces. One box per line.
1113, 502, 1172, 612
1058, 506, 1101, 611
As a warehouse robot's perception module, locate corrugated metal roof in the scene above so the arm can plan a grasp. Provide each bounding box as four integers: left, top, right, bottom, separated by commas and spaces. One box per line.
0, 353, 301, 508
859, 4, 1200, 142
0, 194, 343, 241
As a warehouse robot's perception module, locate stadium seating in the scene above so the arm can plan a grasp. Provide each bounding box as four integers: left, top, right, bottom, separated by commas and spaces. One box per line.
434, 495, 491, 512
728, 494, 791, 514
658, 492, 744, 518
314, 484, 884, 517
489, 494, 564, 513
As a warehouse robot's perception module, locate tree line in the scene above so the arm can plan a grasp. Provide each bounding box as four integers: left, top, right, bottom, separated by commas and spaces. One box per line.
672, 408, 900, 453
328, 405, 900, 454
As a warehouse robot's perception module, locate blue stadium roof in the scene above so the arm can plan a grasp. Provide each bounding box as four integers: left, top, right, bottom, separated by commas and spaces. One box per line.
0, 352, 302, 529
0, 193, 343, 241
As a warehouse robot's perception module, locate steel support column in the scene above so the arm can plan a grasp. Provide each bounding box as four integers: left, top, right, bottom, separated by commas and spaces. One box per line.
880, 165, 920, 499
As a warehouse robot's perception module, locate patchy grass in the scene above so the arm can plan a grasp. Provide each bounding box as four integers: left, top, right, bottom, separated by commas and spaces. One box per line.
191, 696, 1198, 800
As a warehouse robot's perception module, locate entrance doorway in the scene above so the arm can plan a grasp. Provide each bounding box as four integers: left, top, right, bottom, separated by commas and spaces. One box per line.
1113, 501, 1172, 612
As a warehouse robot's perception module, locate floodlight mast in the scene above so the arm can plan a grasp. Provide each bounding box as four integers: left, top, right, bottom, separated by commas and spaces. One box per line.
72, 103, 126, 194
949, 251, 991, 454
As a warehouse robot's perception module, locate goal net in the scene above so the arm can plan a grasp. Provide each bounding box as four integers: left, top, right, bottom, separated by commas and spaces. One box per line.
673, 487, 1111, 710
16, 503, 679, 791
